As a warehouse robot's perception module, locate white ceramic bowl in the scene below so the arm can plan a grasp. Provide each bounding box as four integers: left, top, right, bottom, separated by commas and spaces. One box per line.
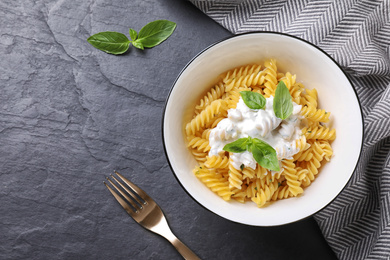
162, 32, 363, 226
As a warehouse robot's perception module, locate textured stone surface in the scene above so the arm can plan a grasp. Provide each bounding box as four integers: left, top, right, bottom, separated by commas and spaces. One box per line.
0, 0, 337, 259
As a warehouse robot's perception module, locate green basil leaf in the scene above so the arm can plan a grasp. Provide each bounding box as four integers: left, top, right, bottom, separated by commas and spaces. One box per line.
273, 81, 293, 120
135, 20, 176, 48
132, 40, 144, 50
240, 91, 266, 110
87, 31, 131, 55
251, 138, 280, 171
129, 28, 138, 41
223, 137, 252, 153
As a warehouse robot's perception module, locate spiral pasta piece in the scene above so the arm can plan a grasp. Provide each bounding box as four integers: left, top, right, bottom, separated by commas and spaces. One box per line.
242, 167, 256, 180
262, 59, 278, 97
251, 87, 265, 96
185, 99, 227, 136
311, 141, 327, 163
301, 88, 318, 108
296, 167, 309, 181
298, 158, 321, 181
205, 112, 228, 129
205, 155, 229, 169
254, 165, 269, 178
300, 105, 330, 123
266, 170, 284, 183
211, 117, 226, 129
225, 65, 265, 91
191, 150, 208, 163
201, 129, 212, 140
251, 181, 279, 208
187, 136, 210, 153
194, 166, 233, 201
289, 83, 303, 104
222, 64, 260, 85
271, 185, 294, 201
319, 140, 333, 161
282, 159, 303, 196
228, 159, 243, 190
279, 72, 296, 90
245, 178, 263, 198
302, 126, 336, 141
231, 186, 247, 203
195, 82, 226, 112
293, 140, 314, 161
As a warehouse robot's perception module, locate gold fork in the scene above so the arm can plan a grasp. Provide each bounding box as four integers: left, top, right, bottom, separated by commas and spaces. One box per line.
104, 171, 201, 260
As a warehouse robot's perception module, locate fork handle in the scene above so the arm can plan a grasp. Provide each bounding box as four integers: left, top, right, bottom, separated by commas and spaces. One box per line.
166, 233, 201, 260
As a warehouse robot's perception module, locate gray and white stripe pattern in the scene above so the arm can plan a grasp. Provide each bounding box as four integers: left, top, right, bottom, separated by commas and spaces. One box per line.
190, 1, 390, 259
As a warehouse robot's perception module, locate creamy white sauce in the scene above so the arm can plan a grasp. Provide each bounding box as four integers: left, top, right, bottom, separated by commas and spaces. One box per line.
209, 96, 304, 172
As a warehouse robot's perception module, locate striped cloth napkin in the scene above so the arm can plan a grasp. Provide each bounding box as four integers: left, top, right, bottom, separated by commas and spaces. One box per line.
189, 1, 390, 259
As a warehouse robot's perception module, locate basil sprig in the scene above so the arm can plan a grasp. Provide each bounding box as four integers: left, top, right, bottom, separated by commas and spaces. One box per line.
240, 91, 266, 110
223, 137, 280, 171
87, 20, 176, 55
273, 81, 293, 120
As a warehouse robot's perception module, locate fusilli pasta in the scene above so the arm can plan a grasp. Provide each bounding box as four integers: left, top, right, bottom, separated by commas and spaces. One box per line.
185, 59, 336, 207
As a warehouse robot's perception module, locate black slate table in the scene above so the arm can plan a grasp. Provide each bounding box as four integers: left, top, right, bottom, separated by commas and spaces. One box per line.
1, 0, 338, 259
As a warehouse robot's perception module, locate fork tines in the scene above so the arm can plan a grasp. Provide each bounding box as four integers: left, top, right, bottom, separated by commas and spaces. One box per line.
104, 171, 147, 214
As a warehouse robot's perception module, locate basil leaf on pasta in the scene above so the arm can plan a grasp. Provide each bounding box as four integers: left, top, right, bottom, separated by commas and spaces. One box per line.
273, 81, 293, 120
251, 138, 280, 171
240, 91, 266, 110
223, 137, 252, 153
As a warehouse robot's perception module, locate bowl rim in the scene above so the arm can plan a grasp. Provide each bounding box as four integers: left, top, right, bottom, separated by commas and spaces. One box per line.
162, 31, 364, 226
